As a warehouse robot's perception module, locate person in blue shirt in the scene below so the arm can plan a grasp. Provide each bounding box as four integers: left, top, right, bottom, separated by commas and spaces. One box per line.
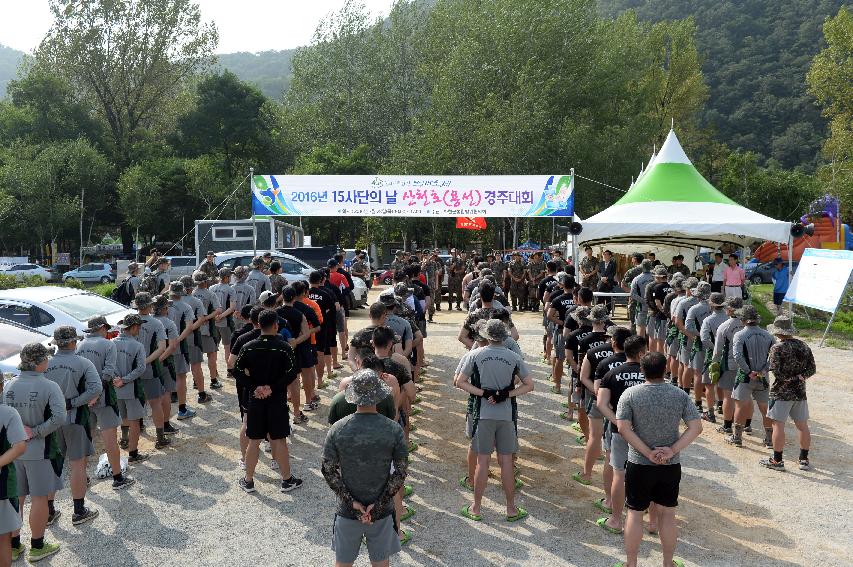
771, 258, 789, 315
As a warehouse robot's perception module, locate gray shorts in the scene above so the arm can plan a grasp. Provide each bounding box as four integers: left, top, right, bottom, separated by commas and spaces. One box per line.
336, 309, 345, 333
16, 459, 63, 497
218, 325, 233, 348
609, 431, 629, 471
690, 350, 705, 371
732, 380, 769, 404
718, 370, 736, 391
768, 399, 809, 422
190, 343, 204, 364
667, 336, 681, 358
59, 423, 94, 461
117, 398, 145, 421
636, 306, 649, 327
465, 413, 474, 439
603, 426, 612, 452
678, 340, 693, 365
471, 419, 518, 455
701, 368, 713, 384
585, 392, 602, 419
142, 377, 165, 400
161, 364, 177, 392
332, 513, 400, 565
0, 498, 21, 535
199, 334, 218, 354
554, 331, 566, 360
174, 350, 190, 375
91, 405, 121, 431
418, 320, 427, 338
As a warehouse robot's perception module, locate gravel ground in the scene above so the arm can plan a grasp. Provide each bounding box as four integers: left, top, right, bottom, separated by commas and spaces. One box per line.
30, 287, 852, 566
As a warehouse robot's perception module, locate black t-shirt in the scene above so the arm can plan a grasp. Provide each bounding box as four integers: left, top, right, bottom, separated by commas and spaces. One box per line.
600, 361, 646, 432
378, 356, 411, 389
234, 334, 298, 394
566, 325, 593, 365
230, 322, 254, 352
651, 282, 672, 315
277, 305, 306, 344
578, 331, 609, 391
411, 279, 430, 300
308, 286, 336, 330
231, 328, 261, 389
552, 290, 575, 328
585, 342, 615, 381
595, 352, 628, 382
323, 281, 344, 305
293, 300, 321, 328
538, 275, 557, 301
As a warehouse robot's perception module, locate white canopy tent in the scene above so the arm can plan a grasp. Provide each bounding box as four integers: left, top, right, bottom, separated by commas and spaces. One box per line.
579, 130, 792, 250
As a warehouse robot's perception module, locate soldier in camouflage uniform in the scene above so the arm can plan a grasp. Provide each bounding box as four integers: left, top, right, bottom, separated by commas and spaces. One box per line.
446, 248, 465, 310
551, 249, 567, 274
421, 251, 441, 321
389, 250, 406, 274
526, 251, 546, 311
488, 252, 508, 292
578, 246, 600, 290
196, 251, 219, 281
508, 252, 527, 311
349, 251, 369, 287
620, 252, 645, 331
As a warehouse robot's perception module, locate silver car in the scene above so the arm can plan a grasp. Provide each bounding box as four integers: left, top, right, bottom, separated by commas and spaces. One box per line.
213, 250, 312, 282
0, 319, 53, 377
0, 286, 134, 336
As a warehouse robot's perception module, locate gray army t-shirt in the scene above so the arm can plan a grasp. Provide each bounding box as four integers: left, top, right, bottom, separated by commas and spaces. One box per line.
459, 345, 529, 421
322, 413, 407, 521
615, 382, 701, 465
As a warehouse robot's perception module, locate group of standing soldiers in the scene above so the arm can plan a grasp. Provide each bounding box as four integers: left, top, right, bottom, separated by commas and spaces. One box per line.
389, 248, 569, 316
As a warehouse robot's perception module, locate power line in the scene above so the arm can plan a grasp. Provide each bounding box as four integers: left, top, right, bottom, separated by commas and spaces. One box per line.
574, 172, 628, 194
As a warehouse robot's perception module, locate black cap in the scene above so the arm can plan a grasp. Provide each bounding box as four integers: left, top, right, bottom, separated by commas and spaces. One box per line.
327, 258, 339, 268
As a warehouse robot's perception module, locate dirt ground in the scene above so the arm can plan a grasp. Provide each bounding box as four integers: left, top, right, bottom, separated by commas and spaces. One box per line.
35, 287, 852, 566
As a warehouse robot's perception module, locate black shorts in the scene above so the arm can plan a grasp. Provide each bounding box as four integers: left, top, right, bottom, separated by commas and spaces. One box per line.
245, 395, 291, 440
297, 343, 317, 369
323, 326, 337, 353
625, 461, 681, 510
237, 385, 250, 419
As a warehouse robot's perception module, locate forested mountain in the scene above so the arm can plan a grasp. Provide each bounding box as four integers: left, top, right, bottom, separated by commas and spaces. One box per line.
598, 0, 847, 170
216, 50, 295, 100
0, 44, 25, 96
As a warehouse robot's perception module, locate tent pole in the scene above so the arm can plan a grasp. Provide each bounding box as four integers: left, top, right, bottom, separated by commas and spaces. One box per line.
250, 167, 256, 257
787, 235, 794, 316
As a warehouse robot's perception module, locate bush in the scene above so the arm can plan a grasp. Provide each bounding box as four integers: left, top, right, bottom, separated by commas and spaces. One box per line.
62, 278, 85, 289
0, 274, 83, 291
91, 283, 116, 298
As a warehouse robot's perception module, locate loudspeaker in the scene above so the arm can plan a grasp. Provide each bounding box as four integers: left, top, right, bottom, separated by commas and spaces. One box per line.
569, 222, 583, 235
790, 222, 815, 238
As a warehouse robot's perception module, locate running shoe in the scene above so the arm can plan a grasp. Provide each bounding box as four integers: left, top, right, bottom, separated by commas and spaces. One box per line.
701, 411, 717, 423
10, 544, 23, 562
238, 478, 256, 493
716, 425, 732, 434
112, 476, 136, 490
163, 423, 180, 435
46, 510, 61, 526
293, 413, 309, 425
71, 507, 99, 525
197, 392, 213, 404
128, 452, 150, 463
759, 457, 785, 471
303, 401, 320, 411
210, 379, 224, 390
743, 424, 753, 433
27, 543, 60, 562
280, 476, 303, 492
725, 434, 742, 447
798, 459, 810, 471
155, 437, 171, 450
177, 407, 196, 420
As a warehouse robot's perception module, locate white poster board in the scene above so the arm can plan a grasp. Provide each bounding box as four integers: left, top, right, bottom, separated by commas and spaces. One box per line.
784, 248, 853, 312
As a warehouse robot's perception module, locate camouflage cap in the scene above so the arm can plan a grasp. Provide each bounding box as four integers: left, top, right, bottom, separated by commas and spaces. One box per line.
138, 274, 158, 293
18, 342, 52, 370
736, 305, 760, 324
589, 304, 609, 323
131, 292, 153, 309
668, 273, 686, 287
152, 294, 172, 311
393, 282, 411, 298
708, 292, 726, 307
218, 267, 232, 278
477, 262, 488, 270
52, 325, 83, 347
684, 276, 700, 289
692, 281, 712, 300
606, 325, 630, 337
572, 306, 592, 325
724, 295, 744, 310
653, 265, 668, 277
86, 315, 111, 332
378, 290, 400, 307
474, 318, 490, 341
117, 313, 144, 329
344, 368, 393, 407
233, 266, 248, 280
179, 275, 196, 289
169, 281, 185, 296
192, 270, 209, 283
671, 278, 685, 291
641, 259, 654, 272
767, 315, 797, 337
481, 319, 509, 342
127, 262, 140, 273
251, 256, 264, 267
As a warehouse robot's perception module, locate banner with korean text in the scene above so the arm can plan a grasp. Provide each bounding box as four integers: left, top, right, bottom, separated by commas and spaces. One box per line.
251, 174, 574, 217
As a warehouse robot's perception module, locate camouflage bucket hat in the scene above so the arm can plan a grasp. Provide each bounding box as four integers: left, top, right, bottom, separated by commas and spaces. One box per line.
474, 318, 490, 341
708, 292, 726, 308
179, 275, 196, 289
52, 325, 82, 347
192, 270, 209, 284
641, 259, 654, 272
692, 281, 712, 300
572, 306, 592, 325
233, 266, 248, 280
379, 290, 399, 307
685, 276, 699, 290
138, 274, 158, 293
152, 294, 172, 311
127, 262, 140, 273
606, 325, 629, 337
393, 282, 411, 298
589, 304, 609, 323
736, 305, 760, 324
169, 281, 186, 296
131, 292, 153, 309
18, 343, 52, 370
344, 368, 393, 407
767, 315, 798, 337
86, 315, 111, 332
117, 313, 144, 329
724, 296, 744, 310
251, 256, 265, 267
653, 265, 668, 277
218, 267, 232, 278
481, 319, 509, 342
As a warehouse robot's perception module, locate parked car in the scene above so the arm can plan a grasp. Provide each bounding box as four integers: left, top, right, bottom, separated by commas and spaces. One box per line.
744, 261, 798, 284
350, 276, 368, 307
276, 246, 340, 269
0, 286, 133, 336
213, 251, 312, 282
166, 256, 198, 279
0, 263, 54, 282
0, 318, 53, 377
62, 262, 115, 283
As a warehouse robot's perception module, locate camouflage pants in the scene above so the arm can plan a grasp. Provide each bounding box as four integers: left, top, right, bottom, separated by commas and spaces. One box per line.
447, 278, 463, 308
510, 281, 527, 310
527, 283, 540, 310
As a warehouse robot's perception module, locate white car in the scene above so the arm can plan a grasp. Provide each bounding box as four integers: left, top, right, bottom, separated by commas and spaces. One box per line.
0, 319, 53, 377
213, 250, 313, 282
0, 263, 53, 282
0, 286, 134, 336
351, 276, 368, 307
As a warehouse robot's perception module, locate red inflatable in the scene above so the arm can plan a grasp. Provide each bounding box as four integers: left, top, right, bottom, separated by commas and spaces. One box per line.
753, 216, 843, 262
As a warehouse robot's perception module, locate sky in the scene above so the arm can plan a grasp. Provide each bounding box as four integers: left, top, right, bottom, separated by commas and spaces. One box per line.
0, 0, 395, 54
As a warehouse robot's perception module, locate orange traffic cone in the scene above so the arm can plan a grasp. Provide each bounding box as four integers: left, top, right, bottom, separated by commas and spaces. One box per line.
373, 274, 380, 286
